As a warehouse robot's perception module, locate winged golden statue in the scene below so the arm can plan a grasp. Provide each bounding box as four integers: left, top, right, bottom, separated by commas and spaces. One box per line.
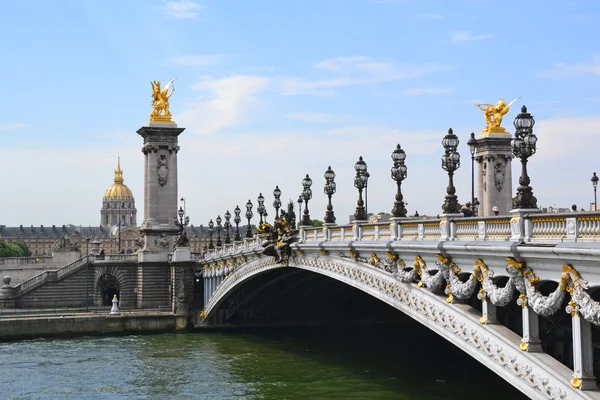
475, 97, 520, 133
150, 78, 176, 123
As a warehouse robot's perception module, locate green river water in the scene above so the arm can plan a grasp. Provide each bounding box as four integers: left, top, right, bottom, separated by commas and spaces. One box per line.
0, 325, 527, 399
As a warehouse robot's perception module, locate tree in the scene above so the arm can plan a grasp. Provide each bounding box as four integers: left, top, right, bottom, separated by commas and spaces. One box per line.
0, 239, 31, 258
311, 219, 323, 227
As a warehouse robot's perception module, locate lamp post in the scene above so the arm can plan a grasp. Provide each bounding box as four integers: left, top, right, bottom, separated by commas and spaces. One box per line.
353, 156, 368, 221
245, 200, 253, 238
257, 193, 265, 225
467, 132, 478, 213
216, 215, 223, 247
85, 237, 90, 311
273, 186, 282, 219
208, 219, 214, 250
180, 197, 186, 218
592, 173, 599, 211
441, 128, 461, 214
511, 106, 538, 209
233, 205, 242, 241
297, 195, 303, 229
324, 166, 337, 224
224, 210, 231, 244
301, 174, 313, 226
391, 144, 408, 217
365, 171, 370, 215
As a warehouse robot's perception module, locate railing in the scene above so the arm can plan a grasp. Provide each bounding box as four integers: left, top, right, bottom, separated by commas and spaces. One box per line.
96, 254, 138, 262
12, 256, 90, 295
197, 211, 600, 262
0, 256, 53, 266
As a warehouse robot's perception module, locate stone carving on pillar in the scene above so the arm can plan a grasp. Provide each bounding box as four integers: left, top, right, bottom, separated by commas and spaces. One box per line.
494, 161, 505, 192
157, 154, 168, 186
154, 233, 171, 249
481, 162, 487, 192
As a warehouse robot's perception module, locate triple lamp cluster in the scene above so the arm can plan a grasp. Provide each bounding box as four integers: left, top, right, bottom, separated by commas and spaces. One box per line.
198, 105, 539, 251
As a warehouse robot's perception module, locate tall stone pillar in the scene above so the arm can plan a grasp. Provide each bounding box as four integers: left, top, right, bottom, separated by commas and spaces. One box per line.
137, 123, 185, 262
476, 133, 513, 216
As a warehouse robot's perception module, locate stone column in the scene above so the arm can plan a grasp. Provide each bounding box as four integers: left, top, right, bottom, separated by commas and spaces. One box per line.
475, 133, 513, 216
137, 123, 185, 262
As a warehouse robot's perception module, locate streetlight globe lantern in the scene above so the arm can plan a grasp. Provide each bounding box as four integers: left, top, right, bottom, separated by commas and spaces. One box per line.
467, 132, 478, 156
302, 174, 312, 189
354, 156, 367, 173
442, 128, 459, 150
246, 199, 253, 212
273, 186, 281, 199
324, 166, 335, 181
178, 206, 184, 220
224, 210, 231, 221
257, 193, 264, 205
216, 215, 222, 226
514, 105, 535, 133
592, 172, 599, 189
208, 219, 214, 231
391, 144, 406, 162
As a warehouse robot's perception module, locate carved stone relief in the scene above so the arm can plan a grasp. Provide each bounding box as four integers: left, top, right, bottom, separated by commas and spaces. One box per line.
494, 161, 505, 192
157, 154, 168, 186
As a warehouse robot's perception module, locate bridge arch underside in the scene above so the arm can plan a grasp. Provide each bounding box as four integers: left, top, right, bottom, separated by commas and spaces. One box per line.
203, 259, 600, 399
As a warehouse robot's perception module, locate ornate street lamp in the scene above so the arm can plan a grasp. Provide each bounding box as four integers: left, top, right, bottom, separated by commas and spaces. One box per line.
297, 195, 303, 228
391, 144, 407, 217
208, 219, 215, 250
591, 172, 599, 211
215, 215, 223, 247
324, 166, 337, 224
511, 106, 538, 209
224, 210, 231, 244
273, 186, 282, 219
353, 156, 368, 221
301, 174, 313, 226
257, 193, 265, 225
233, 205, 242, 241
441, 128, 461, 214
467, 132, 478, 213
245, 200, 253, 238
173, 206, 190, 247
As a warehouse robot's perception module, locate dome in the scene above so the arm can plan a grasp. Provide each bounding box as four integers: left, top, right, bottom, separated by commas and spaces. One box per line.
104, 157, 134, 201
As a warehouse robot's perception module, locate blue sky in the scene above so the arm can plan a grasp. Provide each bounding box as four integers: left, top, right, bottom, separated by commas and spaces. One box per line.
1, 0, 600, 226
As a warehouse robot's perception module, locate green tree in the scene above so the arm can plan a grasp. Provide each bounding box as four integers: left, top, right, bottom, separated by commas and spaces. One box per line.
311, 219, 323, 227
0, 239, 31, 258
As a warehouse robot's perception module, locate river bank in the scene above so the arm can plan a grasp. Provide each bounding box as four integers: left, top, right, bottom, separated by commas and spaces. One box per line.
0, 312, 190, 340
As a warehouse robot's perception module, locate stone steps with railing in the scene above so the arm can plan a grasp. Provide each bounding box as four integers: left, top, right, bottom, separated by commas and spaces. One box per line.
12, 256, 92, 297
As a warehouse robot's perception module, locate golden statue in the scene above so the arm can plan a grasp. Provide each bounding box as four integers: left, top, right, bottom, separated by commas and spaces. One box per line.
475, 97, 520, 133
150, 78, 176, 123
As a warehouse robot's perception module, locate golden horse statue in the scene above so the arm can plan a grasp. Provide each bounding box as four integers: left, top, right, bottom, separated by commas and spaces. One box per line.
150, 78, 176, 122
475, 97, 519, 133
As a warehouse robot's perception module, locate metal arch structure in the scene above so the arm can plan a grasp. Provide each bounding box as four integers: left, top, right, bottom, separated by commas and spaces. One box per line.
199, 252, 595, 400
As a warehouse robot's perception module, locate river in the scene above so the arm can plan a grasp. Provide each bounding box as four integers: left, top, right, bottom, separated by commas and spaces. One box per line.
0, 325, 527, 399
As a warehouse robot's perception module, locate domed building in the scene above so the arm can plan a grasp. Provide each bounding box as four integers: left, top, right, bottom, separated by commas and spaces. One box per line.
101, 157, 137, 228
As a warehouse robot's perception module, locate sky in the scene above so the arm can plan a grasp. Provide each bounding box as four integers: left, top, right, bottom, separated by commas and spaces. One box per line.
1, 0, 600, 227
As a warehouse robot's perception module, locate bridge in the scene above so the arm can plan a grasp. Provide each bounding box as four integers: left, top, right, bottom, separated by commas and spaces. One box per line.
2, 97, 600, 399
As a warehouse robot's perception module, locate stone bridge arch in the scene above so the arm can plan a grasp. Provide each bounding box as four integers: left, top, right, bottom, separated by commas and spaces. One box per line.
201, 254, 589, 400
93, 265, 132, 307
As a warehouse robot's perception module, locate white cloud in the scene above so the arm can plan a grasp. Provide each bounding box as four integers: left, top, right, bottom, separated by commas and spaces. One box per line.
280, 56, 447, 96
161, 0, 204, 19
448, 31, 495, 44
540, 56, 600, 78
287, 113, 353, 123
0, 123, 28, 131
170, 54, 231, 67
177, 75, 270, 135
402, 87, 452, 96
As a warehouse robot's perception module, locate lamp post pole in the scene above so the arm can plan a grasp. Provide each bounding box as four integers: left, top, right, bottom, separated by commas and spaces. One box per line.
391, 144, 407, 217
273, 186, 282, 220
511, 106, 538, 209
441, 128, 461, 214
233, 206, 242, 241
216, 215, 223, 248
208, 220, 214, 250
324, 166, 337, 224
592, 173, 599, 211
297, 196, 303, 229
86, 237, 90, 312
467, 132, 478, 213
301, 175, 313, 226
245, 200, 254, 238
257, 193, 265, 225
224, 210, 231, 244
353, 157, 368, 221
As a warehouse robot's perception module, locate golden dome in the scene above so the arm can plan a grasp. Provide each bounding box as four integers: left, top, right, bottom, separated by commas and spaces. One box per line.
104, 157, 134, 200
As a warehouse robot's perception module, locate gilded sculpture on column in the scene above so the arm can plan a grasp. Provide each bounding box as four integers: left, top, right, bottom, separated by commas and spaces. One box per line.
150, 78, 176, 123
475, 97, 520, 133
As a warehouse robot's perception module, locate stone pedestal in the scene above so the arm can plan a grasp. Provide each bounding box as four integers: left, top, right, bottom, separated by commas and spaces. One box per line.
172, 247, 191, 262
137, 123, 185, 262
475, 133, 513, 216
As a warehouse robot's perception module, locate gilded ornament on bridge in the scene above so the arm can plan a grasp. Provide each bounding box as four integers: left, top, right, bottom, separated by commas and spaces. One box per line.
150, 78, 176, 123
475, 97, 519, 134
